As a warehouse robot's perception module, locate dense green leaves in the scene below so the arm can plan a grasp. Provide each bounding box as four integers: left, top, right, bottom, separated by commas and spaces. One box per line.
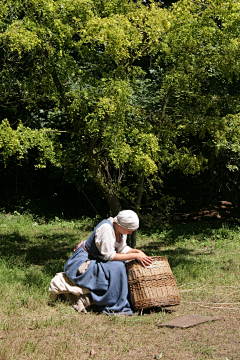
0, 120, 62, 168
1, 0, 240, 214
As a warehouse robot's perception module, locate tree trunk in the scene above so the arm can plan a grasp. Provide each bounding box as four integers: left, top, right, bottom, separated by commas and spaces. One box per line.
86, 156, 122, 215
99, 182, 122, 216
127, 231, 137, 249
127, 173, 145, 248
136, 173, 145, 211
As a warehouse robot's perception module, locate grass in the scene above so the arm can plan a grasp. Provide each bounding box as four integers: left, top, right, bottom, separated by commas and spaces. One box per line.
0, 212, 239, 360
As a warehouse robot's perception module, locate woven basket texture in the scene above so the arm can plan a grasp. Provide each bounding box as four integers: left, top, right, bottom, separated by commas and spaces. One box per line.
126, 256, 180, 311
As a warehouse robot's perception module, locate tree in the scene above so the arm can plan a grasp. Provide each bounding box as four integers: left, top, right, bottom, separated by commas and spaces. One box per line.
0, 0, 169, 214
1, 0, 240, 217
133, 0, 240, 213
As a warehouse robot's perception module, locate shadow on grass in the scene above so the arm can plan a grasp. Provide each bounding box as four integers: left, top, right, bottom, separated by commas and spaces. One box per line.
0, 220, 237, 281
0, 231, 77, 277
140, 219, 238, 246
137, 245, 213, 271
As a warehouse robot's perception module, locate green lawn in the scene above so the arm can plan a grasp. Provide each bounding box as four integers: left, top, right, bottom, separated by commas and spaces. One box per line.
0, 213, 239, 359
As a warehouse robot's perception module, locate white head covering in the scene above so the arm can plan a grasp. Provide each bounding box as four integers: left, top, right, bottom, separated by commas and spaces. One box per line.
113, 210, 139, 230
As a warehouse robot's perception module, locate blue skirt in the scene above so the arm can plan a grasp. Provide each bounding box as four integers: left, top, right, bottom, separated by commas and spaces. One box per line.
64, 246, 133, 315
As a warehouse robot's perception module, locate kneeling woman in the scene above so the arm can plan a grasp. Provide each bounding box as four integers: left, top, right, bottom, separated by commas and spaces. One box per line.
64, 210, 152, 314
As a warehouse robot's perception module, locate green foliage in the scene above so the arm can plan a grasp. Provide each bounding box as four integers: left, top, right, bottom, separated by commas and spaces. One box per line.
214, 114, 240, 171
0, 119, 62, 168
1, 0, 240, 213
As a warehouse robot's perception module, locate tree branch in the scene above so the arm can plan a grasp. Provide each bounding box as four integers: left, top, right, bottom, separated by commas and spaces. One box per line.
136, 173, 145, 210
51, 66, 70, 109
157, 87, 173, 138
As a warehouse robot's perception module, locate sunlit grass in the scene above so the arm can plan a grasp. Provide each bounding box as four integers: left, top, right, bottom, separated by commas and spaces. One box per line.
0, 213, 239, 359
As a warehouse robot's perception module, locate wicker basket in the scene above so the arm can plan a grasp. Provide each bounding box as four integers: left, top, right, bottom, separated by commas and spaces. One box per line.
126, 256, 180, 311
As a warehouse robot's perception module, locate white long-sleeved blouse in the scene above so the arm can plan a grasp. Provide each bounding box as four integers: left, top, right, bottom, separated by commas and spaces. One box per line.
93, 217, 131, 261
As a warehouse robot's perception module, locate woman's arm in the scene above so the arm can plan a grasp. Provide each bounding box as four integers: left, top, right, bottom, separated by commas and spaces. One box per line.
112, 251, 152, 267
127, 248, 145, 255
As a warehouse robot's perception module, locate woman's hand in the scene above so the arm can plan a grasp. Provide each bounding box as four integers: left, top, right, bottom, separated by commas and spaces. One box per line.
135, 252, 153, 267
113, 250, 153, 266
73, 241, 83, 252
124, 248, 153, 267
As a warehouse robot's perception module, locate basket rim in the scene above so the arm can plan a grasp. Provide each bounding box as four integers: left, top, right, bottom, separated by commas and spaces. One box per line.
126, 256, 169, 268
127, 256, 168, 262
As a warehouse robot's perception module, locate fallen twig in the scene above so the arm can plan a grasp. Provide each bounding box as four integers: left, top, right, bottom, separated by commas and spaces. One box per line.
198, 305, 240, 310
219, 290, 240, 303
182, 301, 240, 305
179, 283, 210, 292
178, 283, 194, 288
182, 300, 240, 310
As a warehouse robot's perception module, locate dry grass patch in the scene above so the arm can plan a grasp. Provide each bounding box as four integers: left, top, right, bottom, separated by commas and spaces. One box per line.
0, 304, 239, 360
